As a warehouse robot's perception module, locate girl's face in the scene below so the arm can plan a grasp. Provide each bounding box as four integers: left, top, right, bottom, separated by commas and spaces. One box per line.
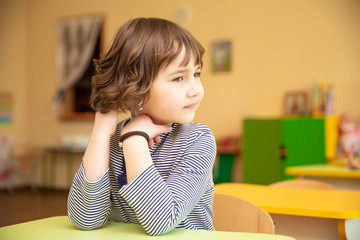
140, 48, 204, 125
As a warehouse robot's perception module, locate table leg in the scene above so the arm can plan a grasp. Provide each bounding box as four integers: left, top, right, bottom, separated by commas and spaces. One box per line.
66, 152, 74, 188
50, 152, 57, 189
338, 219, 346, 240
41, 151, 48, 190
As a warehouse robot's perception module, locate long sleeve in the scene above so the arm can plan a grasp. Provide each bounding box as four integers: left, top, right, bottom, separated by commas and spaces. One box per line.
118, 126, 216, 236
67, 163, 111, 230
67, 121, 216, 235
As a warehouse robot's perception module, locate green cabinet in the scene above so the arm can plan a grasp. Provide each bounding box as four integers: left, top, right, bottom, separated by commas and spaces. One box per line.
213, 153, 236, 184
243, 118, 326, 185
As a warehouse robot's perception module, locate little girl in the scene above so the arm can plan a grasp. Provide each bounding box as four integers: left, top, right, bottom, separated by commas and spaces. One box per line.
67, 17, 216, 236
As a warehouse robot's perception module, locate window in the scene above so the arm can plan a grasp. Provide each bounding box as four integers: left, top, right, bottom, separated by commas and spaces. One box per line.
56, 15, 103, 121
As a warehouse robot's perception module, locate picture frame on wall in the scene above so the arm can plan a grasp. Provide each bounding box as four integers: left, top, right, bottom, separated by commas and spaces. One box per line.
212, 40, 231, 72
283, 91, 309, 116
0, 92, 13, 125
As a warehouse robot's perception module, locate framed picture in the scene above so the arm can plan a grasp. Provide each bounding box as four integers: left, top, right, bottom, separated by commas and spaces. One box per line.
283, 91, 308, 116
0, 92, 13, 125
212, 41, 231, 72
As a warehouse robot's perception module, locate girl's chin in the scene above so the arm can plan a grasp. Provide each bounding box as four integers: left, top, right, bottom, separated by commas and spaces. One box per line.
149, 113, 195, 125
150, 117, 172, 126
173, 117, 195, 125
153, 119, 191, 126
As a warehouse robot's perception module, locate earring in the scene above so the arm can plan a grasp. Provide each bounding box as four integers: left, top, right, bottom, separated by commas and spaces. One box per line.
139, 105, 143, 111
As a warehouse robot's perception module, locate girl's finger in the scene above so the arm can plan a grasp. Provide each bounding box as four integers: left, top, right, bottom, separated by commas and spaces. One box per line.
148, 139, 155, 148
154, 135, 161, 143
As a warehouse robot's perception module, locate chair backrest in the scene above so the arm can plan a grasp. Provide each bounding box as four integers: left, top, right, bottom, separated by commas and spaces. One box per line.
269, 179, 337, 190
212, 193, 274, 234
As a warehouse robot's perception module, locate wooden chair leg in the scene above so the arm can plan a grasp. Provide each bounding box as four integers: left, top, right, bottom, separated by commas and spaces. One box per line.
338, 219, 346, 240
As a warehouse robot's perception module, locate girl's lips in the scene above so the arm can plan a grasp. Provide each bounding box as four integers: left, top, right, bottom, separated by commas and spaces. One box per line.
184, 102, 198, 109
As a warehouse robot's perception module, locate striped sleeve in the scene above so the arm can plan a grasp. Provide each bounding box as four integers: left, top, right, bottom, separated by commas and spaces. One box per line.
118, 126, 216, 236
67, 163, 111, 230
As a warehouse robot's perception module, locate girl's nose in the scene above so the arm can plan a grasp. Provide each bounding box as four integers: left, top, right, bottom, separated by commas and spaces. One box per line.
187, 78, 204, 98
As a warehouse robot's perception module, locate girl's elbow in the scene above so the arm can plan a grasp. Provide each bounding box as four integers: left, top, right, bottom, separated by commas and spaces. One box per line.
68, 213, 105, 231
144, 224, 174, 236
145, 229, 166, 236
73, 222, 98, 231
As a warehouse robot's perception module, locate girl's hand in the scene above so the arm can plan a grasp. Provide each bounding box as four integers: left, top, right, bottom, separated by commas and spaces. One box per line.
92, 110, 119, 139
82, 110, 119, 182
121, 114, 172, 148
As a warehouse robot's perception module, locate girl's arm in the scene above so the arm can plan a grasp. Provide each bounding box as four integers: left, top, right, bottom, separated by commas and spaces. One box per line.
67, 111, 118, 230
83, 111, 119, 181
120, 114, 172, 183
119, 124, 216, 236
68, 113, 171, 230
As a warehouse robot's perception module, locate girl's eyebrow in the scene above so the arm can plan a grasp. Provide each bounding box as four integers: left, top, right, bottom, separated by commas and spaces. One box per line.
169, 68, 189, 76
169, 65, 202, 76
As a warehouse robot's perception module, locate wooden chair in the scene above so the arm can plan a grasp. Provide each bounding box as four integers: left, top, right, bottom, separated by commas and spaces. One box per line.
212, 193, 275, 234
269, 179, 337, 190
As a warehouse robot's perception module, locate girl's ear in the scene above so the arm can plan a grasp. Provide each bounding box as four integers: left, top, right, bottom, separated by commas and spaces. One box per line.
138, 98, 145, 111
130, 101, 143, 117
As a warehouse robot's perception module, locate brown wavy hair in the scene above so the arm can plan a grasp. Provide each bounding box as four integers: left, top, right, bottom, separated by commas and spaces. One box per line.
90, 17, 205, 114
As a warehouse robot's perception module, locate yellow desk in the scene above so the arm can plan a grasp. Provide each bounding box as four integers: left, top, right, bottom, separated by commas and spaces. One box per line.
0, 216, 294, 240
286, 162, 360, 190
215, 183, 360, 240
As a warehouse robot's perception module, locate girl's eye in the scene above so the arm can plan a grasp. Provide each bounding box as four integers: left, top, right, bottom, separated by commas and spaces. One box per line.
172, 76, 184, 82
194, 72, 201, 78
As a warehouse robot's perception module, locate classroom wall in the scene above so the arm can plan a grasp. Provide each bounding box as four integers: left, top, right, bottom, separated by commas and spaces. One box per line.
1, 0, 360, 145
0, 0, 28, 143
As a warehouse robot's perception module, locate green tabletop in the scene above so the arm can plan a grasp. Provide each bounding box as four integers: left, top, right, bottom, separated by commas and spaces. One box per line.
0, 216, 294, 240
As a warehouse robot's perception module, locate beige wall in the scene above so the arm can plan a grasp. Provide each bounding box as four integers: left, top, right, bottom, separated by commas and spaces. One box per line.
2, 0, 360, 146
0, 0, 28, 143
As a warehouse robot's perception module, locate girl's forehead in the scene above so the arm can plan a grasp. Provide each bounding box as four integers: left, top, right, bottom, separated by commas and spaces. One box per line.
162, 58, 200, 77
163, 49, 198, 69
165, 42, 202, 64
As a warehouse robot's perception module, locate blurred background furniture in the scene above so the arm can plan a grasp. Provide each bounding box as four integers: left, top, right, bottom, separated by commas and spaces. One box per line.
269, 179, 337, 190
41, 146, 85, 190
5, 143, 39, 194
215, 182, 360, 240
286, 160, 360, 190
213, 136, 241, 184
243, 118, 326, 185
269, 179, 348, 239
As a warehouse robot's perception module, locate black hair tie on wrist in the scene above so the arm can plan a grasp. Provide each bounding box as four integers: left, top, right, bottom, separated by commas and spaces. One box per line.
119, 131, 150, 147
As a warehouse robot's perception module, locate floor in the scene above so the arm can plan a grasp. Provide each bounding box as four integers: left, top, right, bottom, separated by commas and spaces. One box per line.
0, 187, 68, 227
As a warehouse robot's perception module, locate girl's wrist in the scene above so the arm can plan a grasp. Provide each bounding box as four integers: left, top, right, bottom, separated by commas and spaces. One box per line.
120, 131, 149, 142
91, 128, 114, 142
119, 132, 150, 148
119, 131, 149, 146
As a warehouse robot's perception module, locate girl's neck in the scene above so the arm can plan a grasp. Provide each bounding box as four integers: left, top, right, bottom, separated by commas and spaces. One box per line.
130, 110, 173, 126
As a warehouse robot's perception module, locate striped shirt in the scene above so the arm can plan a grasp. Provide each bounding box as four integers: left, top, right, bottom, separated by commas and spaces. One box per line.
67, 119, 217, 236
